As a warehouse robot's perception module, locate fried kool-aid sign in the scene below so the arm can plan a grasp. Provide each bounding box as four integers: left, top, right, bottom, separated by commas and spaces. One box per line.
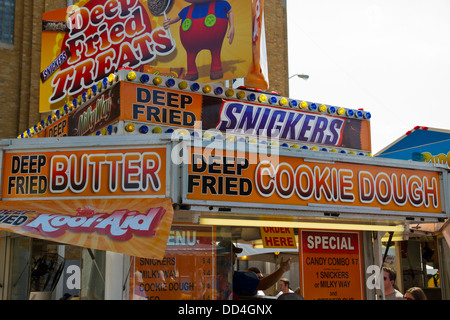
2, 146, 167, 199
184, 147, 444, 215
40, 0, 253, 112
0, 198, 174, 258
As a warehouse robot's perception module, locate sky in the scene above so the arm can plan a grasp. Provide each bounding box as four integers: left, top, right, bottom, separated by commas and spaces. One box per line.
286, 0, 450, 154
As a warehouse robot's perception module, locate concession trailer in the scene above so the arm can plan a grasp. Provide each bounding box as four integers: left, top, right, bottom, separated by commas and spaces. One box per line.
0, 68, 448, 300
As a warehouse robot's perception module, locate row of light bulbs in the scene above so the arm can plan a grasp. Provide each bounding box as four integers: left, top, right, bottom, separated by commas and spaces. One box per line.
122, 69, 372, 120
20, 69, 371, 140
20, 73, 119, 139
90, 121, 372, 157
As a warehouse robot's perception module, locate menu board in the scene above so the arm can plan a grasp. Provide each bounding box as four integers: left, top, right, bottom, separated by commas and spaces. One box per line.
131, 225, 215, 300
299, 229, 364, 300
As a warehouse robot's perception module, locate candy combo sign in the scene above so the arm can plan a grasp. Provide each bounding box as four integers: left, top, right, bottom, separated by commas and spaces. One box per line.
0, 198, 174, 259
299, 230, 364, 300
185, 147, 444, 215
2, 146, 167, 200
40, 0, 253, 112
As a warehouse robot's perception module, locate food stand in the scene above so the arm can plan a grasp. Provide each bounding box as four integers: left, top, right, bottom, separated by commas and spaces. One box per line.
0, 0, 448, 300
0, 68, 448, 300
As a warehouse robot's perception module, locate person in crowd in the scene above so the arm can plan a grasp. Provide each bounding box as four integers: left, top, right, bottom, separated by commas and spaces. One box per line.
218, 240, 291, 299
275, 277, 294, 297
404, 287, 427, 300
248, 267, 265, 296
383, 267, 403, 300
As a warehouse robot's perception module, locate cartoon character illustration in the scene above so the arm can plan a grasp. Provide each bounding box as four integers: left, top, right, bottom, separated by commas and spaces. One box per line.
163, 0, 234, 81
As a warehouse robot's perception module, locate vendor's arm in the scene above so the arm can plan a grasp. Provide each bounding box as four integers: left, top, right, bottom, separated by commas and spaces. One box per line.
256, 257, 291, 291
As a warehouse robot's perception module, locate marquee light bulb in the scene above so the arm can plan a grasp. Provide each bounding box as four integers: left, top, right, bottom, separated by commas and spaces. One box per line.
178, 81, 188, 90
127, 71, 137, 81
279, 98, 288, 106
125, 123, 135, 132
203, 85, 212, 93
237, 91, 246, 99
225, 89, 234, 97
153, 76, 163, 85
166, 78, 176, 87
140, 74, 150, 83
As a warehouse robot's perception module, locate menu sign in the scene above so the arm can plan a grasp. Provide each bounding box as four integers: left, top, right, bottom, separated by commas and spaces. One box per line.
299, 230, 364, 300
131, 225, 215, 300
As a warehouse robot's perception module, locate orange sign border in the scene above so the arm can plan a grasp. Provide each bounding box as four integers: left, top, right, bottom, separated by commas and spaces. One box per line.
184, 146, 444, 215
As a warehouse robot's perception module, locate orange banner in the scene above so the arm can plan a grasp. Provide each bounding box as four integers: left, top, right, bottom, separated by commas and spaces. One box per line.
185, 147, 443, 214
299, 230, 364, 300
0, 198, 174, 259
2, 146, 167, 200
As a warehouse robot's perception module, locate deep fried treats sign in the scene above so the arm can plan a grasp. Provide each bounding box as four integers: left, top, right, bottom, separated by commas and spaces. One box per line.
299, 230, 364, 300
0, 198, 174, 259
40, 0, 253, 112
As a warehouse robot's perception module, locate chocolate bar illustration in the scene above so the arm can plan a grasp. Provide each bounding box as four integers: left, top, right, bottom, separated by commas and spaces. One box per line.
40, 47, 71, 83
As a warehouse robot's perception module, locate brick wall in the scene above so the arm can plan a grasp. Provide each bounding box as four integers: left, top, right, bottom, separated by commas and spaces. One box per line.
0, 0, 68, 139
264, 0, 289, 97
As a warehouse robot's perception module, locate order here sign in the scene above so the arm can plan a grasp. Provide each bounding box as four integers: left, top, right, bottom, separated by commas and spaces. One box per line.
260, 227, 297, 249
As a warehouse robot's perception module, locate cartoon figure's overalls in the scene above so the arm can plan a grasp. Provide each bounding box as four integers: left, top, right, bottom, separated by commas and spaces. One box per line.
179, 1, 228, 80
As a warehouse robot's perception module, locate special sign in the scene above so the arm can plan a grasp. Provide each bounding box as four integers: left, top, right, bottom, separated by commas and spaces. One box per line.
185, 147, 443, 215
2, 146, 167, 199
299, 230, 364, 300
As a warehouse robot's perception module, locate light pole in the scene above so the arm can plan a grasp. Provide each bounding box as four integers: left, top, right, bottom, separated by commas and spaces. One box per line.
289, 74, 309, 80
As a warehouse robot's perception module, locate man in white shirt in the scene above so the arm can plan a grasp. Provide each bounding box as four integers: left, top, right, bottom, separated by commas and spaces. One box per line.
276, 278, 294, 297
